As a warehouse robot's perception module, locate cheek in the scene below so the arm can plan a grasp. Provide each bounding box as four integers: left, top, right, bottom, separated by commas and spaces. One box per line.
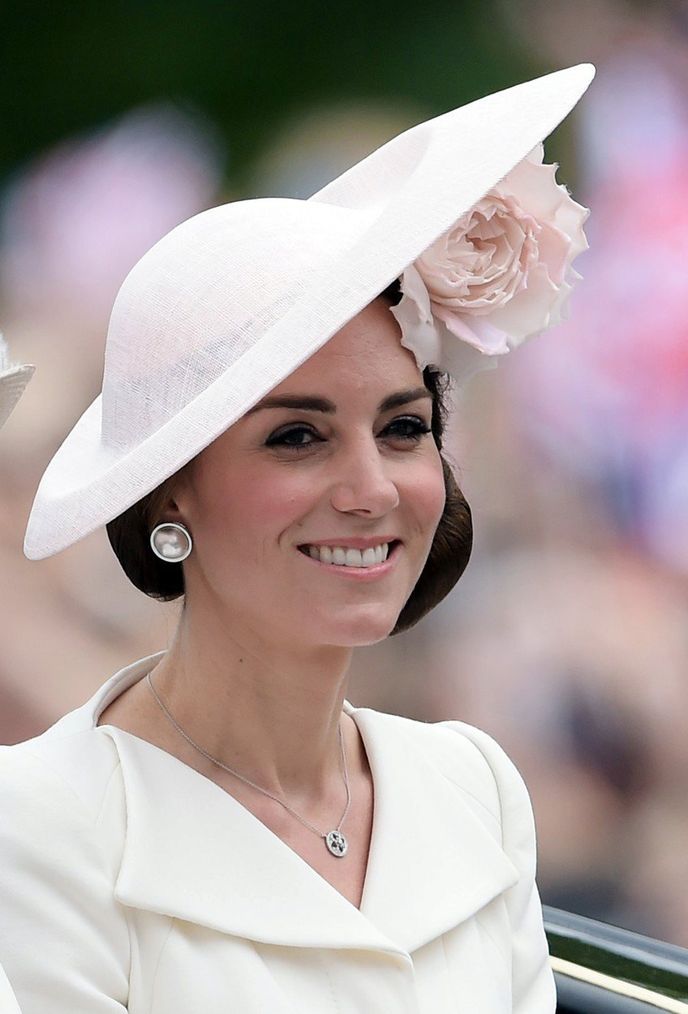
196, 468, 313, 546
406, 454, 447, 531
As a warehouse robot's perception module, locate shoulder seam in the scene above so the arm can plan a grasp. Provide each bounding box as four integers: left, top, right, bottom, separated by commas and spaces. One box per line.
435, 721, 505, 844
13, 733, 121, 827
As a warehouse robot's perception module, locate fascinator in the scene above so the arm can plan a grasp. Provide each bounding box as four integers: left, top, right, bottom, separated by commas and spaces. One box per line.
0, 336, 34, 431
24, 63, 594, 559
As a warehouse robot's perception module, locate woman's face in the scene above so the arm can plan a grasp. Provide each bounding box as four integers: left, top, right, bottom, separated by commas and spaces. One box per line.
171, 297, 447, 648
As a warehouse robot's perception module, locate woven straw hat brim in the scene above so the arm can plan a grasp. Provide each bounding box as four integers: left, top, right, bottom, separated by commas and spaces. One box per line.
24, 63, 594, 560
0, 365, 35, 430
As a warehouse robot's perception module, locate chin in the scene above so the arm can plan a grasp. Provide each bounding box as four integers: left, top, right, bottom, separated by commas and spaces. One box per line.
315, 605, 403, 648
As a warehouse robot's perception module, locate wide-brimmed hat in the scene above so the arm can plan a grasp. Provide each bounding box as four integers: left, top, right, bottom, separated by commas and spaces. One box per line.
0, 336, 34, 431
24, 63, 594, 560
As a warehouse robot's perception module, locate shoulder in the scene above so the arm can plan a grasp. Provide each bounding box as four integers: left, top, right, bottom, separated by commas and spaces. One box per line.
367, 706, 526, 792
379, 711, 540, 882
0, 654, 160, 829
0, 717, 126, 873
357, 707, 534, 844
1, 712, 121, 800
0, 719, 131, 1010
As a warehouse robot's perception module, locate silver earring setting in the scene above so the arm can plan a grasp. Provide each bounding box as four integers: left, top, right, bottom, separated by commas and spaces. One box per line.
150, 522, 193, 562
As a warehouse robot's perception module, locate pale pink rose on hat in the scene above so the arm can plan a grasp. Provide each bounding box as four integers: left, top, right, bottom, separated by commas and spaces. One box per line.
391, 143, 589, 376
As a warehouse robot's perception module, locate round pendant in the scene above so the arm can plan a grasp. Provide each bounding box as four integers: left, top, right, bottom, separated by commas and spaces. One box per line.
325, 829, 348, 857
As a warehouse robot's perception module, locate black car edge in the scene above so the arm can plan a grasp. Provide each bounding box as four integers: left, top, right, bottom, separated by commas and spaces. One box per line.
545, 906, 688, 1013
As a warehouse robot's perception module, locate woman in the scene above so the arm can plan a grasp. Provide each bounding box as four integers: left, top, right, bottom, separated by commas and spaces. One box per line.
1, 64, 593, 1013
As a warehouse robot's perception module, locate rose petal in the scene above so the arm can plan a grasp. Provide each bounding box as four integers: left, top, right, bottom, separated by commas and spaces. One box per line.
487, 263, 559, 345
390, 265, 441, 369
433, 303, 511, 354
399, 262, 433, 322
536, 223, 571, 285
437, 322, 502, 383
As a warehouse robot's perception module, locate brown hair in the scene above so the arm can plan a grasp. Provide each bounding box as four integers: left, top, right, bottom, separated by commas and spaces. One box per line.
106, 285, 473, 632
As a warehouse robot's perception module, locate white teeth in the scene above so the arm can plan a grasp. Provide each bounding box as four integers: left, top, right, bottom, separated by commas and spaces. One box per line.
303, 543, 391, 567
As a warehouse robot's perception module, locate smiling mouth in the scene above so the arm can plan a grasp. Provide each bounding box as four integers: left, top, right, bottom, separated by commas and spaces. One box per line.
297, 541, 400, 568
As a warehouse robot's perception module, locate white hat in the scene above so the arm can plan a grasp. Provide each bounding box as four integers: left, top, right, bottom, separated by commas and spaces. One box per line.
24, 63, 594, 560
0, 335, 34, 431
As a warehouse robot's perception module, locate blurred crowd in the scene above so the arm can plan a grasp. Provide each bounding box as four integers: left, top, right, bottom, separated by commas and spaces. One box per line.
2, 0, 688, 947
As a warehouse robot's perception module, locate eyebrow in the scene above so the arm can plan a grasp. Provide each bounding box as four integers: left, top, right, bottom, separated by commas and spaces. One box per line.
247, 386, 432, 416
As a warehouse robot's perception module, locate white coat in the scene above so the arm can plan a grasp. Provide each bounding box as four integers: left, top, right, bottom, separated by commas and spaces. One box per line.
0, 653, 555, 1013
0, 965, 20, 1014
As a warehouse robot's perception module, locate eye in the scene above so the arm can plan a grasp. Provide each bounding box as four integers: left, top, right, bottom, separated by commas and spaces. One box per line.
381, 415, 432, 443
265, 424, 323, 450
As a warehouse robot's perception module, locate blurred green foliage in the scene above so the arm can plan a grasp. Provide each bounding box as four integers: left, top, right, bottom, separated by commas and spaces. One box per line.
1, 0, 538, 189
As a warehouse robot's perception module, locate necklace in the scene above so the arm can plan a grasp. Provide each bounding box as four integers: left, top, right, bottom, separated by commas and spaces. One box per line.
145, 672, 351, 858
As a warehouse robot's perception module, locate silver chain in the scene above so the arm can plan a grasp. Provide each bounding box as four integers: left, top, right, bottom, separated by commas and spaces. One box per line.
145, 672, 352, 841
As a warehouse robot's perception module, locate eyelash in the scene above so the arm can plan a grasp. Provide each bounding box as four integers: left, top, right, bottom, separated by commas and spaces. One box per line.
265, 416, 432, 450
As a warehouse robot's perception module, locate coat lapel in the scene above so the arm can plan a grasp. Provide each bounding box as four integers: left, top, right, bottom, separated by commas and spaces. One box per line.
104, 725, 404, 955
89, 660, 517, 956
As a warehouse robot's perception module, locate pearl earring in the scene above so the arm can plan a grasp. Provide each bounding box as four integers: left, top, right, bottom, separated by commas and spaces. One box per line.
150, 522, 193, 562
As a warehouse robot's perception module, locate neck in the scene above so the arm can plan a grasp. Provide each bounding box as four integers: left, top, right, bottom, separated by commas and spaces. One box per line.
150, 595, 355, 800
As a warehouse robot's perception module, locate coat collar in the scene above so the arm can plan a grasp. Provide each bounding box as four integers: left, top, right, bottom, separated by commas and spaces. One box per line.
81, 654, 518, 956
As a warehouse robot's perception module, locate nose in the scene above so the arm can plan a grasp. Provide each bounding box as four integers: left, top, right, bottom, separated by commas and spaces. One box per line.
329, 438, 400, 517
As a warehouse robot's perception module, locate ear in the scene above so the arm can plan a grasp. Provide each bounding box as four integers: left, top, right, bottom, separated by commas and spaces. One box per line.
149, 470, 191, 527
161, 496, 185, 524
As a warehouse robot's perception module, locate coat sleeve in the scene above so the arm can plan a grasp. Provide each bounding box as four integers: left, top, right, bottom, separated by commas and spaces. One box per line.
0, 748, 130, 1013
446, 723, 556, 1014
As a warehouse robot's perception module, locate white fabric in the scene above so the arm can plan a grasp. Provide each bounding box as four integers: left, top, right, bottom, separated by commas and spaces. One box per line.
24, 64, 594, 560
0, 964, 21, 1014
0, 654, 555, 1013
0, 336, 34, 431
